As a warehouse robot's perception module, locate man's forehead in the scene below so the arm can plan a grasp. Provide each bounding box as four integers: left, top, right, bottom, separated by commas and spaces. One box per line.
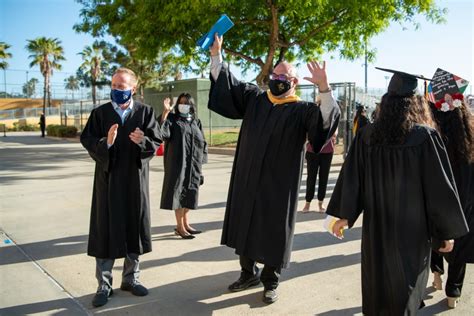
112, 73, 132, 84
273, 62, 295, 75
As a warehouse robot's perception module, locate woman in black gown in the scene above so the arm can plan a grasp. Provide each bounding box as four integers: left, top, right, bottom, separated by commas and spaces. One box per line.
327, 70, 469, 315
160, 93, 208, 239
429, 93, 474, 308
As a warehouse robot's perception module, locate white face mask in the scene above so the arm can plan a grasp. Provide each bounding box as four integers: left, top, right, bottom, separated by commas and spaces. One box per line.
178, 104, 191, 114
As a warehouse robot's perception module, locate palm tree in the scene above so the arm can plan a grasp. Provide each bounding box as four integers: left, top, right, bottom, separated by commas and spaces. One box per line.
25, 37, 65, 117
78, 41, 110, 104
0, 42, 12, 98
0, 42, 12, 70
64, 75, 80, 100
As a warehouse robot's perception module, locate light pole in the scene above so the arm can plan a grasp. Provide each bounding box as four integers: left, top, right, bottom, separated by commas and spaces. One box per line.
26, 71, 29, 99
3, 69, 6, 98
364, 40, 368, 94
384, 76, 390, 89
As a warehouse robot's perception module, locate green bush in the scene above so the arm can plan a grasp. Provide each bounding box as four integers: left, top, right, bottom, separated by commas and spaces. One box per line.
47, 125, 77, 137
8, 122, 40, 131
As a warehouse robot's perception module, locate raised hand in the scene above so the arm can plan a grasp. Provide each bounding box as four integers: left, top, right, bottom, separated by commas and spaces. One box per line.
129, 127, 145, 145
210, 33, 223, 56
163, 97, 172, 112
107, 124, 119, 146
303, 61, 329, 91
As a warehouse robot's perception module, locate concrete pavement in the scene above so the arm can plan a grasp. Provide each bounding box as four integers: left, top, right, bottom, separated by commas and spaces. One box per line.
0, 132, 472, 315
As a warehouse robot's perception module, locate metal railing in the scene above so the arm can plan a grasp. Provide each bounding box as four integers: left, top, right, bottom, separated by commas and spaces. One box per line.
0, 107, 59, 120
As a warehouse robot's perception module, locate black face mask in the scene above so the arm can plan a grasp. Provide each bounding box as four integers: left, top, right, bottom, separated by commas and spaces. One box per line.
268, 79, 292, 96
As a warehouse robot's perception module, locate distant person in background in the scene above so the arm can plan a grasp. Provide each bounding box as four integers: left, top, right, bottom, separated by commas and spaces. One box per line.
429, 94, 474, 309
301, 128, 337, 213
352, 104, 370, 135
371, 102, 381, 122
159, 93, 208, 239
39, 113, 45, 137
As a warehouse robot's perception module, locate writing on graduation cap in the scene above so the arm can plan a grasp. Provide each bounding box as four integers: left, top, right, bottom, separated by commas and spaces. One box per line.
427, 68, 469, 108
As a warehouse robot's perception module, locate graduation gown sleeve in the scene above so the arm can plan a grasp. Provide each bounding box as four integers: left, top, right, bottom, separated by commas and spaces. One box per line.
208, 64, 261, 119
326, 132, 364, 228
304, 92, 340, 153
197, 119, 208, 164
80, 108, 111, 171
422, 130, 469, 240
136, 107, 162, 166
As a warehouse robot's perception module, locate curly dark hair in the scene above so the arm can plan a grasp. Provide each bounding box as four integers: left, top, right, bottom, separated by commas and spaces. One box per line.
371, 93, 436, 145
430, 100, 474, 164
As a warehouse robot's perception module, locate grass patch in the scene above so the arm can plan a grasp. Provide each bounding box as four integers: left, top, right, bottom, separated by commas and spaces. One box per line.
204, 129, 239, 147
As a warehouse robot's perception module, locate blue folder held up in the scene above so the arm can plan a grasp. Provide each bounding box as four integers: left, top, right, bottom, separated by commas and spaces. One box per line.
197, 14, 234, 50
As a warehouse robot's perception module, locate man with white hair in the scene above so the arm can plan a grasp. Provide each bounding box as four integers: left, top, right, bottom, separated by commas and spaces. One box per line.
208, 34, 340, 303
81, 67, 162, 307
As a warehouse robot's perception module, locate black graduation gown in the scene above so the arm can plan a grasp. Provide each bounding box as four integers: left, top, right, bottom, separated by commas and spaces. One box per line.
80, 101, 162, 259
209, 65, 340, 268
159, 113, 208, 210
326, 124, 469, 316
447, 161, 474, 264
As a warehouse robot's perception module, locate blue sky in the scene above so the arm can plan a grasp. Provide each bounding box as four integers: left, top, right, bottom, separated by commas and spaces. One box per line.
1, 0, 473, 98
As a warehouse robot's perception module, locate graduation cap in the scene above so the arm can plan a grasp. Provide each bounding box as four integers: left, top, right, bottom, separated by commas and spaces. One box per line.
376, 67, 430, 97
428, 68, 469, 111
428, 68, 469, 103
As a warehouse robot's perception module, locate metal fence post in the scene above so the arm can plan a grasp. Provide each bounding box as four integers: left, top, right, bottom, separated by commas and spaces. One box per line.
80, 101, 83, 131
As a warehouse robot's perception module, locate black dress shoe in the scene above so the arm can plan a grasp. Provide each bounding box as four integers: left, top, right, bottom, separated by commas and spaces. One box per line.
120, 281, 148, 296
262, 289, 278, 304
187, 229, 202, 235
174, 228, 195, 239
92, 287, 113, 307
228, 275, 260, 292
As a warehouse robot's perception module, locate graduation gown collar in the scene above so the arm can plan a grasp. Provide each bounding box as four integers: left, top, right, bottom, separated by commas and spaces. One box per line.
266, 90, 301, 105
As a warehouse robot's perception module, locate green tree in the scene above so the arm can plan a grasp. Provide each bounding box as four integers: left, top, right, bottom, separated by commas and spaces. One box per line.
64, 75, 80, 100
25, 37, 65, 117
113, 43, 191, 100
75, 0, 445, 87
78, 40, 115, 104
22, 78, 39, 98
0, 42, 12, 70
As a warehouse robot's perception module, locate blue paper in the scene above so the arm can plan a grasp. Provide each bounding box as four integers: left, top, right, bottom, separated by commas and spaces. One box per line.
197, 14, 234, 50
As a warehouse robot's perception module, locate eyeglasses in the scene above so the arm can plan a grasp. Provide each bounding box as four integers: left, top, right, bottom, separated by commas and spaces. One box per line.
270, 73, 294, 81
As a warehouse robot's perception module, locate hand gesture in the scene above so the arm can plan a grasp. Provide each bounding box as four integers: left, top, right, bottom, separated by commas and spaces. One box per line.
107, 124, 119, 146
163, 97, 172, 112
304, 61, 329, 91
439, 240, 455, 253
210, 33, 223, 56
129, 127, 144, 145
332, 218, 348, 239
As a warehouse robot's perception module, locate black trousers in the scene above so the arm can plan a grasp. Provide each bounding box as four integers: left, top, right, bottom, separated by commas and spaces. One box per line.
239, 255, 281, 290
430, 251, 467, 297
305, 152, 333, 202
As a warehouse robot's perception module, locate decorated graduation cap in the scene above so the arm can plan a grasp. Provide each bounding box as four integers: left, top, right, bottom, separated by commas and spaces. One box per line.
376, 67, 430, 97
427, 68, 469, 112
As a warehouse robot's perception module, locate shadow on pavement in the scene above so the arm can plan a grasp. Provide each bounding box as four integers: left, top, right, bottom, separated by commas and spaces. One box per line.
0, 298, 87, 316
317, 306, 363, 315
85, 251, 360, 315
